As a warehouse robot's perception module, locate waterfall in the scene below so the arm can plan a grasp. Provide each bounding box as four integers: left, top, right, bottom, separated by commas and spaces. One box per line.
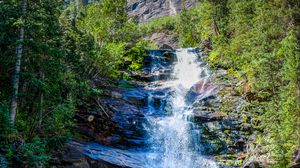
146, 48, 218, 168
82, 48, 218, 168
169, 0, 177, 15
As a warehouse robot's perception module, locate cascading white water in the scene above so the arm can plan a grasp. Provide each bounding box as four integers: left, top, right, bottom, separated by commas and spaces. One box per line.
146, 48, 218, 168
82, 48, 219, 168
169, 0, 177, 16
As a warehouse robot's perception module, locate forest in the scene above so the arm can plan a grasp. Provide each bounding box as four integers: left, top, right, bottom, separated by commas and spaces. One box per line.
0, 0, 299, 167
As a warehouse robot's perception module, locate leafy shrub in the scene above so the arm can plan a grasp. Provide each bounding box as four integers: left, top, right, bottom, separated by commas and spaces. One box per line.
0, 102, 11, 153
18, 138, 50, 168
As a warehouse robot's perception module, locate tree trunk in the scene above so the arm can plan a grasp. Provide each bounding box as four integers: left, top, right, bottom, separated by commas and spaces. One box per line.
212, 19, 220, 36
38, 72, 44, 130
72, 0, 79, 26
10, 0, 27, 126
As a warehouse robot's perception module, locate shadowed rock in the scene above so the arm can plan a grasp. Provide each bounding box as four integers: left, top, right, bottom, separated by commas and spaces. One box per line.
83, 143, 146, 168
194, 111, 226, 122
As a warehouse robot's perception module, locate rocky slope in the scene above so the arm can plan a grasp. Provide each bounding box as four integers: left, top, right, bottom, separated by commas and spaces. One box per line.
52, 49, 258, 168
127, 0, 198, 22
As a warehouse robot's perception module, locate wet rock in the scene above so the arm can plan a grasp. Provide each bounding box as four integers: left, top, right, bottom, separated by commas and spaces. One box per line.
130, 72, 154, 81
122, 88, 148, 106
83, 143, 146, 168
148, 90, 169, 109
104, 98, 148, 148
194, 112, 226, 122
185, 81, 216, 104
192, 81, 215, 95
162, 51, 177, 62
160, 44, 174, 50
130, 70, 172, 82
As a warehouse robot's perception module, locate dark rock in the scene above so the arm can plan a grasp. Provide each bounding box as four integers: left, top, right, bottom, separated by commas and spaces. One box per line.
243, 160, 263, 168
122, 88, 148, 106
64, 161, 90, 168
130, 72, 154, 81
88, 159, 125, 168
83, 143, 146, 168
60, 144, 87, 164
162, 51, 177, 62
159, 44, 173, 50
52, 143, 91, 168
194, 112, 226, 122
75, 92, 148, 149
199, 38, 212, 52
53, 142, 124, 168
130, 70, 172, 82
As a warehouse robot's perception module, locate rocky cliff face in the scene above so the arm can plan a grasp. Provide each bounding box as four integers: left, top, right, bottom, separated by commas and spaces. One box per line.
127, 0, 198, 22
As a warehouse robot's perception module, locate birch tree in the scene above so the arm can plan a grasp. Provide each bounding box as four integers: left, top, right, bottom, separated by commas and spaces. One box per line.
10, 0, 27, 126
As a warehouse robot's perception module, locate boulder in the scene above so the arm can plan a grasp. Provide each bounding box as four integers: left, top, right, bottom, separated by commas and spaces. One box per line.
150, 32, 178, 49
59, 144, 87, 164
159, 44, 173, 50
52, 143, 91, 168
52, 142, 124, 168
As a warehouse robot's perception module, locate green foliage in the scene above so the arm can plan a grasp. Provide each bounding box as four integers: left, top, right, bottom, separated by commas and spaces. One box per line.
61, 0, 149, 78
140, 16, 178, 35
1, 0, 151, 166
18, 138, 50, 168
177, 1, 214, 47
1, 0, 77, 166
261, 30, 300, 166
0, 102, 11, 153
124, 40, 151, 71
